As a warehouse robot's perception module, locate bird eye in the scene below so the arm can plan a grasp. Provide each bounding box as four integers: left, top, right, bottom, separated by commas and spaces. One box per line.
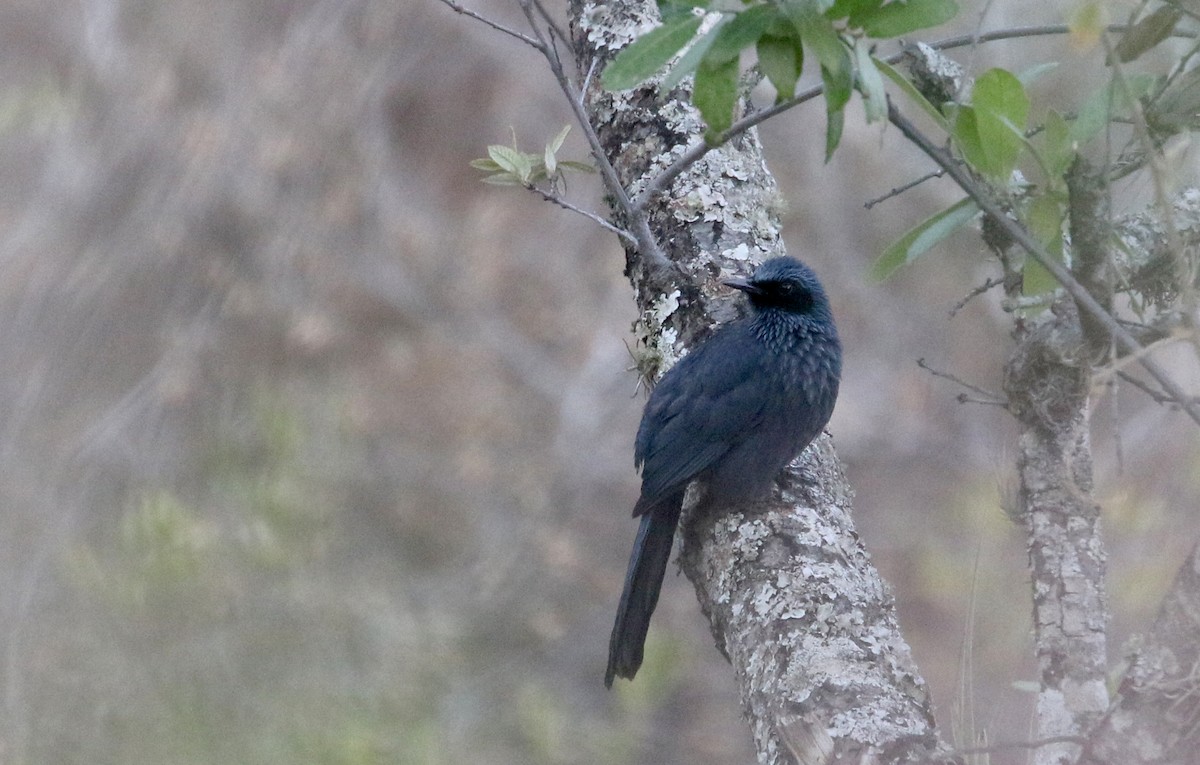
778, 283, 794, 294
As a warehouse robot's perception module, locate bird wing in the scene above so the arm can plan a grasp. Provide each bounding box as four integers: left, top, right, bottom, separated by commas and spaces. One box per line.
633, 326, 768, 514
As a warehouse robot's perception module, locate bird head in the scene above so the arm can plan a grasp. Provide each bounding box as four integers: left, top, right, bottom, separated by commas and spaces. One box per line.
722, 257, 830, 316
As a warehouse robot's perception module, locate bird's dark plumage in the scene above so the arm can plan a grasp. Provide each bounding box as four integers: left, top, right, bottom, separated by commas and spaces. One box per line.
605, 256, 841, 687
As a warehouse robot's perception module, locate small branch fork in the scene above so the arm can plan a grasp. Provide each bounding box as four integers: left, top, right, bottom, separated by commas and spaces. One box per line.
865, 169, 946, 209
887, 99, 1200, 428
438, 0, 539, 45
917, 357, 1008, 407
524, 185, 637, 245
635, 24, 1176, 213
440, 1, 1200, 423
949, 277, 1003, 316
436, 0, 672, 272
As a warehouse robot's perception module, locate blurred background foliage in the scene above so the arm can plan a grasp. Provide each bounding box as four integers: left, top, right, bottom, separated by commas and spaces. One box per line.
0, 0, 1197, 763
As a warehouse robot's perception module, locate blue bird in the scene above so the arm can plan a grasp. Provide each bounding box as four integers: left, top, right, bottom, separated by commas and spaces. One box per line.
605, 256, 842, 686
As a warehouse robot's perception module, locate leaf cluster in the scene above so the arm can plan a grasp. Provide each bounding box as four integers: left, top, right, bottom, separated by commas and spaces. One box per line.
601, 0, 957, 152
471, 125, 595, 187
875, 5, 1200, 291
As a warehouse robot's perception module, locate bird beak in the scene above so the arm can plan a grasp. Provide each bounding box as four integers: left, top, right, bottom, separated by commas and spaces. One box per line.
722, 276, 763, 295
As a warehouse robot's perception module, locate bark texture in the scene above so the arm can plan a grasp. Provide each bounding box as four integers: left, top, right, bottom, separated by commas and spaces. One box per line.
1004, 308, 1109, 765
681, 438, 945, 765
1080, 542, 1200, 765
567, 1, 950, 762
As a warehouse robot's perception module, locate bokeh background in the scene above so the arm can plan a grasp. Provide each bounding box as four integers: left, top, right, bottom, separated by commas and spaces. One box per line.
0, 0, 1197, 763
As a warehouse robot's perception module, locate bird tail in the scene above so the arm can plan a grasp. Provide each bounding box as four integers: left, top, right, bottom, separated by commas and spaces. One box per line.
605, 494, 684, 687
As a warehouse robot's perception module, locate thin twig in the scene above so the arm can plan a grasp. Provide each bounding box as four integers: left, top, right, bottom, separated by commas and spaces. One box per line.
633, 23, 1176, 211
581, 57, 599, 100
525, 185, 637, 245
515, 0, 673, 273
889, 99, 1200, 427
954, 734, 1088, 756
927, 23, 1197, 54
949, 277, 1003, 317
1117, 370, 1171, 404
865, 168, 947, 209
917, 357, 1008, 406
529, 0, 570, 48
958, 394, 1009, 406
444, 0, 671, 271
632, 81, 826, 211
436, 0, 542, 48
1116, 370, 1200, 407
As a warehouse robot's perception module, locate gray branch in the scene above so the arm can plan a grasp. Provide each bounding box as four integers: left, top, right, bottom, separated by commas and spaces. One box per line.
1004, 302, 1111, 765
565, 1, 951, 761
1080, 542, 1200, 765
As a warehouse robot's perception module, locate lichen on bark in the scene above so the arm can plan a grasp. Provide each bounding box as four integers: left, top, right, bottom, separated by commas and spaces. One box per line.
568, 1, 952, 761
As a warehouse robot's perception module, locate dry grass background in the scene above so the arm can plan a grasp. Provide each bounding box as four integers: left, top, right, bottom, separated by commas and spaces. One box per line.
0, 0, 1196, 763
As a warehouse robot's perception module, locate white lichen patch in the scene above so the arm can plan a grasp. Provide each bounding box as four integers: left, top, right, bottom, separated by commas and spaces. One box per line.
722, 242, 751, 261
638, 288, 683, 369
578, 1, 656, 50
723, 164, 750, 181
650, 288, 679, 324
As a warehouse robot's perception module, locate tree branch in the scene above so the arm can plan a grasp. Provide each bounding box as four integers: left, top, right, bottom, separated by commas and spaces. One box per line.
440, 0, 672, 272
568, 1, 951, 761
524, 184, 637, 246
514, 0, 674, 275
435, 0, 541, 47
1002, 263, 1110, 765
887, 99, 1200, 428
917, 357, 1007, 406
633, 23, 1174, 212
1080, 542, 1200, 765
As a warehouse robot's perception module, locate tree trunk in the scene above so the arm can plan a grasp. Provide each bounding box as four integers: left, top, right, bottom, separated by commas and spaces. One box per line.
1003, 302, 1110, 765
566, 2, 951, 762
1080, 541, 1200, 765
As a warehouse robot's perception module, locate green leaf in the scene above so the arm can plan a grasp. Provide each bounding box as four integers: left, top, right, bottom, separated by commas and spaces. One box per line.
469, 157, 503, 172
658, 0, 710, 15
824, 98, 845, 161
558, 160, 597, 173
602, 14, 704, 90
816, 44, 852, 113
487, 144, 532, 181
784, 1, 846, 80
1072, 74, 1158, 144
854, 38, 886, 123
547, 124, 570, 155
820, 54, 853, 158
859, 0, 957, 37
973, 68, 1029, 122
875, 57, 951, 132
959, 68, 1029, 179
781, 0, 850, 156
1017, 62, 1059, 87
693, 54, 740, 141
1068, 0, 1105, 48
1149, 67, 1200, 133
1022, 256, 1056, 297
1023, 194, 1064, 296
705, 5, 778, 63
662, 17, 727, 90
1039, 109, 1074, 179
872, 197, 978, 279
544, 125, 570, 176
481, 172, 523, 186
949, 104, 986, 168
1112, 5, 1182, 64
827, 0, 882, 23
757, 33, 804, 102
